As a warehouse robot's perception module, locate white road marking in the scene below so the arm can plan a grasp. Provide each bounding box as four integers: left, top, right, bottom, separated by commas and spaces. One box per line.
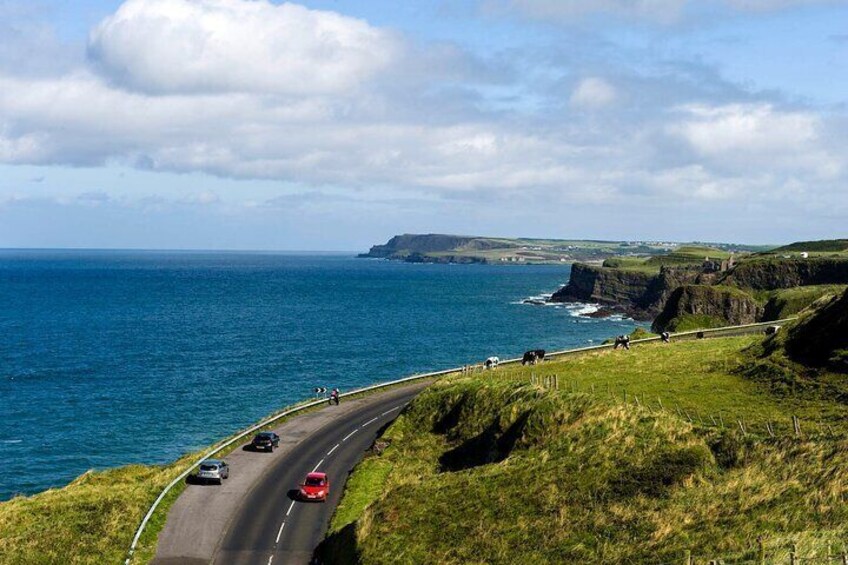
381, 405, 403, 416
269, 401, 410, 549
267, 556, 274, 565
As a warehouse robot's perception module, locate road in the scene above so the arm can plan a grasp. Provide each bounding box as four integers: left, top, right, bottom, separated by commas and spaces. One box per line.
152, 382, 429, 565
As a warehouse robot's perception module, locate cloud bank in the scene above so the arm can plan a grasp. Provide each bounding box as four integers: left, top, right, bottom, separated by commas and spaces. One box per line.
0, 0, 846, 245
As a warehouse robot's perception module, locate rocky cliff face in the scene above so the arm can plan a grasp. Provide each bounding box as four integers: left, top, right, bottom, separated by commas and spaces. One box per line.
721, 258, 848, 290
550, 263, 702, 319
361, 234, 479, 259
652, 285, 761, 332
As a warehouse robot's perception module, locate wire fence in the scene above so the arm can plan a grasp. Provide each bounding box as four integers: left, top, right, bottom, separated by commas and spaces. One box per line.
525, 372, 840, 440
655, 542, 848, 565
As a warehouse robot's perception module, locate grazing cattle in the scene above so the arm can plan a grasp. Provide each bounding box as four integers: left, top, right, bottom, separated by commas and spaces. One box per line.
613, 335, 631, 350
661, 332, 670, 343
522, 349, 546, 365
484, 356, 500, 369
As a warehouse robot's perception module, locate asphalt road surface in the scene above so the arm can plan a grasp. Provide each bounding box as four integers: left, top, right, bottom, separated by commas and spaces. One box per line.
153, 382, 430, 565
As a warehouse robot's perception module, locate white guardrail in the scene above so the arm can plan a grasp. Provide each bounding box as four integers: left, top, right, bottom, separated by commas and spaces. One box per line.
125, 317, 795, 563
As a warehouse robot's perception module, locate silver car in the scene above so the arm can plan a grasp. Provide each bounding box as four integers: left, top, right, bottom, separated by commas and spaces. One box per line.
196, 459, 230, 484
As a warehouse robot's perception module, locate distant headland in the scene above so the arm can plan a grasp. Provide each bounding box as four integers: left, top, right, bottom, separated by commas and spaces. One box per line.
359, 233, 769, 265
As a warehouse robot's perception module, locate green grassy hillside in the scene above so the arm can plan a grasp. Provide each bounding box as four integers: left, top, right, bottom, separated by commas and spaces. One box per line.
325, 336, 848, 564
772, 240, 848, 254
0, 459, 188, 564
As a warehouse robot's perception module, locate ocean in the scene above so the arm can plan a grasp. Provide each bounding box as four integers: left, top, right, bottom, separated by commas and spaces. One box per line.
0, 251, 644, 500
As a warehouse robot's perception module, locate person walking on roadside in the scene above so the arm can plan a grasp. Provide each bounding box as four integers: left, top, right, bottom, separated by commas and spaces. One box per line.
661, 332, 670, 343
330, 388, 340, 406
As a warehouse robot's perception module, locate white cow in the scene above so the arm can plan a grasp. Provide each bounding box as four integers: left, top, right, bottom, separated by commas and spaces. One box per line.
484, 356, 500, 369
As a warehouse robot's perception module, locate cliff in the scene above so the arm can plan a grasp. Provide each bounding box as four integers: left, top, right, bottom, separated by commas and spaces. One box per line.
651, 285, 761, 332
721, 257, 848, 290
555, 254, 848, 329
360, 234, 483, 259
550, 263, 702, 319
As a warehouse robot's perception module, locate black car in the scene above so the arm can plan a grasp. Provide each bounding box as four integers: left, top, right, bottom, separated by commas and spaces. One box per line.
251, 431, 280, 452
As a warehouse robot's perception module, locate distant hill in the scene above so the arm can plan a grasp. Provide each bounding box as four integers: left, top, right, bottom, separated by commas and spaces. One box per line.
772, 239, 848, 253
360, 234, 763, 265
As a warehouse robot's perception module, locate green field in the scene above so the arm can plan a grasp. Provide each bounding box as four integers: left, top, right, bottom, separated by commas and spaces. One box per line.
326, 336, 848, 564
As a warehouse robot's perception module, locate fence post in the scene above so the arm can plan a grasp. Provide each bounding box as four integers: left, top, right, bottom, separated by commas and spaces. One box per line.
790, 543, 797, 565
841, 550, 847, 565
684, 549, 691, 565
793, 416, 801, 436
555, 375, 559, 391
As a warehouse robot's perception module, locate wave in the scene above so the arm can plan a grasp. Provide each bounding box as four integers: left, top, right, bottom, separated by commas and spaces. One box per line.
513, 292, 554, 306
1, 440, 22, 444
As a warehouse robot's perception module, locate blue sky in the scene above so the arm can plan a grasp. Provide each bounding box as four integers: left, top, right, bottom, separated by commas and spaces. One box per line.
1, 0, 846, 250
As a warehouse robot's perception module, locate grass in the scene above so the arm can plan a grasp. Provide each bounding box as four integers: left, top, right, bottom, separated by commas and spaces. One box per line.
772, 240, 848, 253
0, 460, 189, 565
326, 336, 848, 564
757, 285, 847, 321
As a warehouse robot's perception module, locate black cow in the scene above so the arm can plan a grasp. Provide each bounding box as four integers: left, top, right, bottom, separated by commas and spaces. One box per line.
613, 335, 631, 350
522, 349, 545, 365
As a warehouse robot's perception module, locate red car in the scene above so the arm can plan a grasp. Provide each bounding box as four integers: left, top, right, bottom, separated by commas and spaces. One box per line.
299, 472, 330, 502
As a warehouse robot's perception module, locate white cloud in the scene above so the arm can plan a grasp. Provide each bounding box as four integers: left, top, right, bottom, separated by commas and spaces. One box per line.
570, 77, 617, 109
1, 0, 848, 245
669, 103, 842, 178
88, 0, 399, 95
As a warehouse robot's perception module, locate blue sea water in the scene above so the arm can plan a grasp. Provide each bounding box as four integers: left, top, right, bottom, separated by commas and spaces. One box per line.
0, 251, 643, 501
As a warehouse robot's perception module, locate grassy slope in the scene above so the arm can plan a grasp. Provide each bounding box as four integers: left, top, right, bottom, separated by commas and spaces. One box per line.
757, 285, 848, 321
327, 337, 848, 564
0, 459, 189, 565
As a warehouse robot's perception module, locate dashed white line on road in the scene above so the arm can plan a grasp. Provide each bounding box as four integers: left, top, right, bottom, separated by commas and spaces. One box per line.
327, 443, 340, 456
312, 458, 325, 473
342, 429, 358, 442
267, 555, 274, 565
381, 405, 403, 416
362, 416, 380, 427
285, 500, 295, 517
275, 521, 286, 544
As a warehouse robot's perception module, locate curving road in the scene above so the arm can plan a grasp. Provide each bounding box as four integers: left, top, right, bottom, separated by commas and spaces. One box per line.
152, 382, 429, 565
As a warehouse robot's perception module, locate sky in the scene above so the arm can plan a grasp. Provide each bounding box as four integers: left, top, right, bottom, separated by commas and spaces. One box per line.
0, 0, 847, 250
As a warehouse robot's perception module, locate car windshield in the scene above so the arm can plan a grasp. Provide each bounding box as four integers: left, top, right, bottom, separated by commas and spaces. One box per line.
255, 435, 270, 440
200, 464, 217, 471
305, 477, 325, 486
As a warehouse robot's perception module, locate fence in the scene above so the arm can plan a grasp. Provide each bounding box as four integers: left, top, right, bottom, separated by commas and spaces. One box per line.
125, 318, 795, 563
528, 371, 833, 440
673, 541, 848, 564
